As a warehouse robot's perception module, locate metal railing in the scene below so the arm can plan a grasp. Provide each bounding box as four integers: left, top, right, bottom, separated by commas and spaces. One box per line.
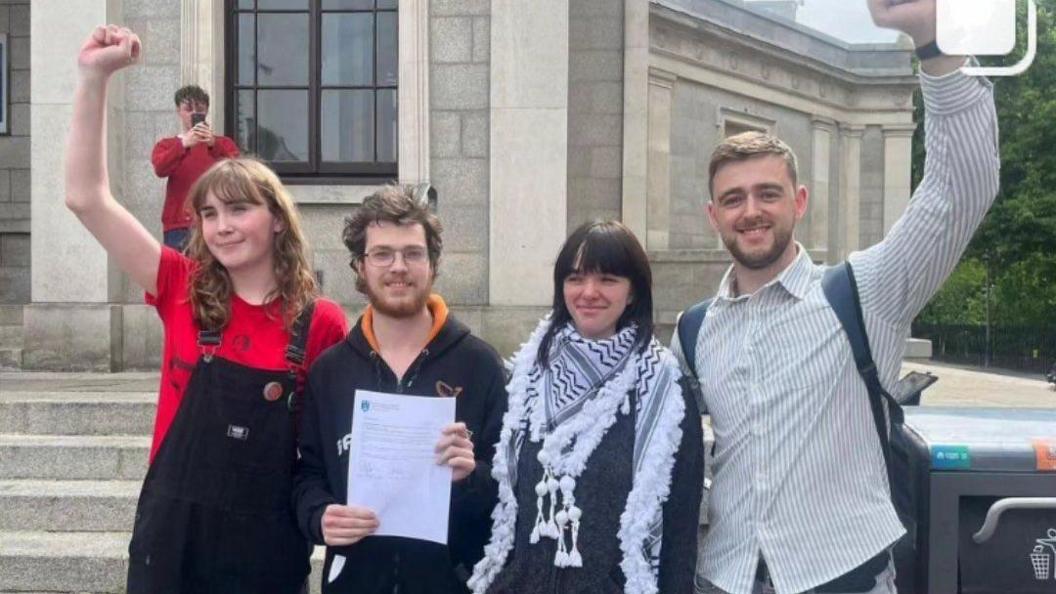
912, 323, 1056, 374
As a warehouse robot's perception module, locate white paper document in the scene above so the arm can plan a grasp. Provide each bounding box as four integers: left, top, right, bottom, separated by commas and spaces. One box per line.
347, 389, 455, 544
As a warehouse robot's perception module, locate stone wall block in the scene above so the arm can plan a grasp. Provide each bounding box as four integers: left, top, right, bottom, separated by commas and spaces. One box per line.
22, 305, 113, 371
0, 138, 30, 169
10, 70, 29, 103
431, 0, 489, 16
9, 103, 30, 136
432, 252, 486, 305
431, 17, 473, 63
1, 233, 30, 267
11, 169, 31, 203
431, 64, 489, 110
0, 267, 29, 304
436, 204, 487, 253
430, 111, 462, 158
460, 111, 488, 158
123, 0, 180, 20
431, 158, 488, 206
10, 3, 29, 32
125, 65, 181, 112
9, 35, 29, 69
472, 17, 490, 63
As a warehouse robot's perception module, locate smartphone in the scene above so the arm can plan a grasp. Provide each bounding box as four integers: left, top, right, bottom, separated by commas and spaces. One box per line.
191, 112, 206, 127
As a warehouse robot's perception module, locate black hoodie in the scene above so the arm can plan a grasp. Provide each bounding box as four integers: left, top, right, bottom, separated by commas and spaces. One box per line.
293, 309, 508, 594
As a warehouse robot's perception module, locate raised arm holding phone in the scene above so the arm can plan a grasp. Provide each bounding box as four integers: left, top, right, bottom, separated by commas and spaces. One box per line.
674, 2, 1001, 593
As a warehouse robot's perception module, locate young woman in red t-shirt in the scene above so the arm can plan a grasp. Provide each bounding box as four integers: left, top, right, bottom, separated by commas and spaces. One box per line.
66, 25, 348, 593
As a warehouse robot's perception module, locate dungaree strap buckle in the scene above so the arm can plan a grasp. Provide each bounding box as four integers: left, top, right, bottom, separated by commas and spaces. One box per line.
284, 302, 315, 413
197, 330, 222, 362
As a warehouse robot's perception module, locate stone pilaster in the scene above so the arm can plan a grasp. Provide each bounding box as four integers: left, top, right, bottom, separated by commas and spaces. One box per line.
646, 67, 676, 250
489, 0, 568, 306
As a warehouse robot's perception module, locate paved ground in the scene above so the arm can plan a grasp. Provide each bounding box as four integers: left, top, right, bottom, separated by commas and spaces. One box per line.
901, 360, 1054, 408
2, 363, 1053, 407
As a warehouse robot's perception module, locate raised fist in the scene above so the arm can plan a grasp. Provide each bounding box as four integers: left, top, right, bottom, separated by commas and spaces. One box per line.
867, 0, 937, 47
77, 25, 142, 77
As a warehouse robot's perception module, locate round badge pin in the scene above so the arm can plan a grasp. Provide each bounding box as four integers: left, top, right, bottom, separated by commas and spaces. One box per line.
263, 381, 284, 402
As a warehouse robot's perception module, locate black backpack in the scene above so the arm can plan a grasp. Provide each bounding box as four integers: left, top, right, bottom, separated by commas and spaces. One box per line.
676, 261, 904, 488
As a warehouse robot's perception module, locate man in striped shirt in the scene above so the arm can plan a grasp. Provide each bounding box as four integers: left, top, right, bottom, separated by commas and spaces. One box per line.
672, 1, 1000, 593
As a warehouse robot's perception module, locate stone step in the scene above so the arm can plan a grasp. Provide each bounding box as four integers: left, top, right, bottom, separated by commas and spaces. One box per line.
0, 531, 327, 593
0, 348, 21, 371
0, 305, 22, 326
0, 434, 149, 480
0, 531, 129, 593
0, 480, 140, 532
0, 392, 156, 436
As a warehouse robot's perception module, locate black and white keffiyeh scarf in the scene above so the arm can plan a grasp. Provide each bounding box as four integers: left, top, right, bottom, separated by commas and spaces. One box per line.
468, 318, 686, 594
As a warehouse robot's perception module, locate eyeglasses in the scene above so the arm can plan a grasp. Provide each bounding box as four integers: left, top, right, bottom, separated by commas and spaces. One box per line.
360, 247, 429, 268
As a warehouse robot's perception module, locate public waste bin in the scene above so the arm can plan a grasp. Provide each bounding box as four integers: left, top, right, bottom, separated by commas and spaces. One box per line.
891, 407, 1056, 594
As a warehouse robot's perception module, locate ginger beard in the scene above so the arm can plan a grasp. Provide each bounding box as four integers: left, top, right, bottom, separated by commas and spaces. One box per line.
364, 268, 433, 318
357, 222, 435, 319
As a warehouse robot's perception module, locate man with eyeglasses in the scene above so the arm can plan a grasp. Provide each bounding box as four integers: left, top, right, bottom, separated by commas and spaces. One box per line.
292, 185, 508, 594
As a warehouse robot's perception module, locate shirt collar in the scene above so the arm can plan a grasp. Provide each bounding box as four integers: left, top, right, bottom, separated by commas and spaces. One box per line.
715, 243, 813, 301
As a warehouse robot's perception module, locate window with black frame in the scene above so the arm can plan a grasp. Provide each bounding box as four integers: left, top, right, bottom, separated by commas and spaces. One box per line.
228, 0, 398, 182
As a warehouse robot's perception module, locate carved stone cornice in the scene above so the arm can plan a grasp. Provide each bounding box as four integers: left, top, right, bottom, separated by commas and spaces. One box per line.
649, 2, 918, 114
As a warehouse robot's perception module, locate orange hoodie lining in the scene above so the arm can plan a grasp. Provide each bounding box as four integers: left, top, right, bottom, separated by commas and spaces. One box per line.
361, 294, 449, 353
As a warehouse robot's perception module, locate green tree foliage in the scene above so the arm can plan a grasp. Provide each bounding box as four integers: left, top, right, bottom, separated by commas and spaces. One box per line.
917, 0, 1056, 327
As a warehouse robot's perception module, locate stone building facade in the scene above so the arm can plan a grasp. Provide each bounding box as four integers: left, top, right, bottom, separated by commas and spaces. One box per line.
14, 0, 917, 370
0, 1, 30, 306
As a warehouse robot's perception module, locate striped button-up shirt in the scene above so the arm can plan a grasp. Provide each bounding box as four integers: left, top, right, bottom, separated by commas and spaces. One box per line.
672, 67, 999, 594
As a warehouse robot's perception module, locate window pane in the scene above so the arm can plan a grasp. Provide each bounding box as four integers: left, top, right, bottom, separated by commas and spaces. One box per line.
322, 0, 373, 8
321, 90, 374, 162
235, 90, 256, 152
258, 14, 309, 86
322, 13, 373, 86
377, 89, 397, 163
238, 0, 254, 9
257, 90, 309, 162
377, 0, 397, 9
377, 12, 397, 86
238, 14, 255, 86
258, 0, 308, 9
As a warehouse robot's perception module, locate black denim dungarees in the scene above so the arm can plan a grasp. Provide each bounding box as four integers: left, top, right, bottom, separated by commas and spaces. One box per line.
127, 305, 315, 594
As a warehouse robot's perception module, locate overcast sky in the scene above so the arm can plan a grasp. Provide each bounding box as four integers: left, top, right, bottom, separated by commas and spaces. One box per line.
792, 0, 901, 43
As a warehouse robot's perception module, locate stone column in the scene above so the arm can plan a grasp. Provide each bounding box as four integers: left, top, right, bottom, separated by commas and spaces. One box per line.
646, 68, 676, 250
621, 0, 649, 242
26, 0, 125, 370
397, 0, 429, 185
838, 124, 864, 260
808, 117, 833, 254
181, 0, 225, 132
882, 124, 916, 233
489, 0, 568, 306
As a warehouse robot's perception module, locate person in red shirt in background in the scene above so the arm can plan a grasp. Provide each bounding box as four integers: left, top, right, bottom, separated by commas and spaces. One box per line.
152, 84, 240, 250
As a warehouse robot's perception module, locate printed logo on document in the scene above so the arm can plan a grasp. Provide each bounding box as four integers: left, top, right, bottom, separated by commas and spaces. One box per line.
361, 400, 371, 413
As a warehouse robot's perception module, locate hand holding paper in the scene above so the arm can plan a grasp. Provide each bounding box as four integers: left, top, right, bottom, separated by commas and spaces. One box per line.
436, 422, 476, 482
321, 503, 379, 546
347, 390, 457, 544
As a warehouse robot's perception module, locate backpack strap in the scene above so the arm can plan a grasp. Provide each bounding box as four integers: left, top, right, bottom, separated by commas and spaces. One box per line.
821, 262, 904, 485
676, 298, 714, 380
676, 298, 714, 415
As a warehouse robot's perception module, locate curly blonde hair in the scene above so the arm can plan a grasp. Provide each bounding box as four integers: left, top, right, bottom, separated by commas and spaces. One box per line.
184, 158, 318, 332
